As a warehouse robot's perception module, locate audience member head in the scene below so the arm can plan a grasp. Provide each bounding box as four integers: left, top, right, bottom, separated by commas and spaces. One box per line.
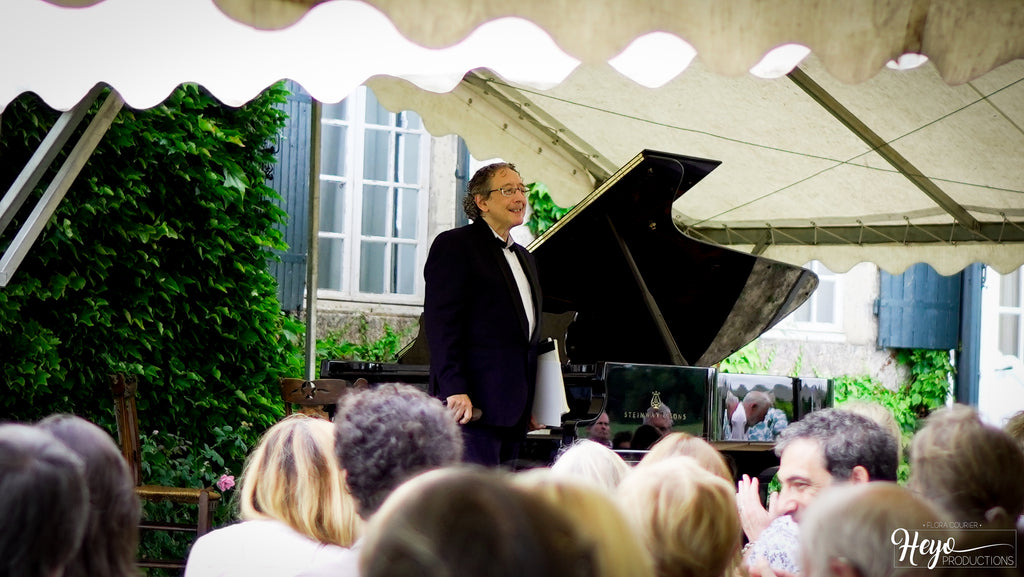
617, 456, 742, 577
239, 413, 360, 547
517, 469, 655, 577
630, 424, 663, 450
463, 162, 520, 220
838, 398, 904, 461
334, 383, 463, 519
726, 392, 740, 418
0, 423, 89, 577
586, 411, 612, 446
742, 391, 773, 426
550, 439, 631, 492
909, 404, 1024, 527
637, 432, 733, 482
37, 414, 140, 577
800, 482, 950, 577
643, 404, 673, 435
360, 466, 596, 577
1004, 409, 1024, 453
774, 408, 898, 521
612, 430, 632, 450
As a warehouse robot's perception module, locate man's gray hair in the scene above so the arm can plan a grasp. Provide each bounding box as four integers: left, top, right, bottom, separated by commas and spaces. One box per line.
334, 383, 463, 519
775, 408, 898, 482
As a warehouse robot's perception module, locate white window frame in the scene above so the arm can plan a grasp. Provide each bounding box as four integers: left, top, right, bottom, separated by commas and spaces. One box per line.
317, 87, 431, 304
996, 267, 1024, 359
764, 260, 844, 341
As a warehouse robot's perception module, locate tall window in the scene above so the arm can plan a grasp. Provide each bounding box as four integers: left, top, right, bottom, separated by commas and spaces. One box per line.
317, 87, 430, 300
790, 260, 842, 331
998, 267, 1023, 358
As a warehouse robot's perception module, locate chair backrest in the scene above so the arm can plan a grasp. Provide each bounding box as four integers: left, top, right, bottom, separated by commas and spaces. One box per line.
110, 373, 142, 486
279, 378, 352, 416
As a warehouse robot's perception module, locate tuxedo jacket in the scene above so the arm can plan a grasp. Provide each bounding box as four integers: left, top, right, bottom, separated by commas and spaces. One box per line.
423, 219, 543, 428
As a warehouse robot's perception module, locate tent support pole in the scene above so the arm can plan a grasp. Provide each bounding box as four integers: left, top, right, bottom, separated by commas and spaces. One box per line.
787, 66, 982, 236
304, 99, 322, 380
0, 87, 122, 286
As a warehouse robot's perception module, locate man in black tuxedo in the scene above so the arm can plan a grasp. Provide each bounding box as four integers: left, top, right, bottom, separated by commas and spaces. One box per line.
424, 162, 543, 466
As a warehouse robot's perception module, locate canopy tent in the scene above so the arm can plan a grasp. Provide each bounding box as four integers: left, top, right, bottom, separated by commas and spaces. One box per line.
369, 58, 1024, 275
2, 0, 1024, 276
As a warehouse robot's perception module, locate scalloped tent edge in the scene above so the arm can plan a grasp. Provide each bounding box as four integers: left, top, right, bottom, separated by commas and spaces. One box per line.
3, 0, 1024, 277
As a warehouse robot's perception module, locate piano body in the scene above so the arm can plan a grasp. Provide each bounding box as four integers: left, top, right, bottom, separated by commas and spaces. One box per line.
322, 149, 832, 474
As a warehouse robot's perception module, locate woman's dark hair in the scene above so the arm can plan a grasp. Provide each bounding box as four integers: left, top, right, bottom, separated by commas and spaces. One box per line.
38, 414, 141, 577
0, 423, 89, 577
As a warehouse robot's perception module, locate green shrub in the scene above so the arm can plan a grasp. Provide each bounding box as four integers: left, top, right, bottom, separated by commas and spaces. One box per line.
834, 348, 952, 483
0, 84, 294, 566
283, 314, 414, 376
526, 182, 571, 237
718, 341, 775, 374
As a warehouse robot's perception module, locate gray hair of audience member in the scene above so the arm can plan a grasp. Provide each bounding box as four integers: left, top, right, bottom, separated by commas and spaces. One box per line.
0, 423, 90, 577
37, 414, 141, 577
462, 162, 520, 220
550, 439, 631, 492
801, 482, 950, 577
775, 408, 898, 482
334, 383, 463, 519
837, 399, 904, 462
643, 403, 672, 423
909, 404, 1024, 526
360, 466, 597, 577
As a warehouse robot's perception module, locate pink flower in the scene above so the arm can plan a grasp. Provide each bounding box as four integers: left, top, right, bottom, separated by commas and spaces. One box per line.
216, 474, 235, 492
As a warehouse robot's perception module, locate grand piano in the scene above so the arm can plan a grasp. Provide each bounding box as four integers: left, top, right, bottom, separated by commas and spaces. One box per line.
322, 149, 831, 474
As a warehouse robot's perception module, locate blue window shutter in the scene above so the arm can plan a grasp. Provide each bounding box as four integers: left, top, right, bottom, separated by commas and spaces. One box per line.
876, 263, 961, 349
268, 80, 312, 313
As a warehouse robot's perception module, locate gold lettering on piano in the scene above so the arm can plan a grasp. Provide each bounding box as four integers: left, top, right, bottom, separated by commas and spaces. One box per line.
621, 411, 688, 421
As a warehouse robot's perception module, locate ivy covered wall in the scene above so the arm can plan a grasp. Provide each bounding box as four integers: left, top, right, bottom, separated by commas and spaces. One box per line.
0, 84, 295, 495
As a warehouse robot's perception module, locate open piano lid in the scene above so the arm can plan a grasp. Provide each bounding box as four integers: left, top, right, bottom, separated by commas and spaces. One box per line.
529, 149, 817, 368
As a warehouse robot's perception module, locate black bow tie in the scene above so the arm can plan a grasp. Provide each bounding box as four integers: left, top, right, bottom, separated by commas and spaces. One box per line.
496, 237, 513, 251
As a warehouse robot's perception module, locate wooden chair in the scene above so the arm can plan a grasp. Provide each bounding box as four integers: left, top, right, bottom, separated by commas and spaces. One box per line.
109, 373, 221, 570
278, 378, 354, 420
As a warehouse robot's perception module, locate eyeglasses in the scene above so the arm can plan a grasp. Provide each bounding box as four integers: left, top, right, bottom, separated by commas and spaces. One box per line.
488, 184, 528, 197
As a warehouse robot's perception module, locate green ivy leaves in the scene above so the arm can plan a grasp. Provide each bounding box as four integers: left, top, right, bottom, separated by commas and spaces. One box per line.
0, 83, 292, 544
526, 182, 571, 237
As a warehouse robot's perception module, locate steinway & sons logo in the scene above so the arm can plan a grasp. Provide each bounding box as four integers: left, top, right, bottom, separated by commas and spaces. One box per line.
891, 525, 1017, 570
620, 391, 687, 422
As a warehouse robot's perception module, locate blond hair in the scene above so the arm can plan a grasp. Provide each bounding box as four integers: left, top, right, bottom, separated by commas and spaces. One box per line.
1004, 409, 1024, 453
517, 469, 655, 577
636, 432, 733, 482
239, 414, 360, 546
617, 456, 741, 577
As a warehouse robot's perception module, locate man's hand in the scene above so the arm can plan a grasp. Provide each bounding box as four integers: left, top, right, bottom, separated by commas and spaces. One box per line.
528, 415, 543, 431
737, 474, 774, 542
446, 394, 474, 425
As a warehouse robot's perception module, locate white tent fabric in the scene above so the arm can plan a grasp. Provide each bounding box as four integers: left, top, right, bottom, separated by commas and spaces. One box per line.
3, 0, 1024, 275
0, 0, 583, 111
368, 58, 1024, 274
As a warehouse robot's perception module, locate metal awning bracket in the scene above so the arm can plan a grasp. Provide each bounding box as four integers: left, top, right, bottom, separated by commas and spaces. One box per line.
0, 85, 123, 287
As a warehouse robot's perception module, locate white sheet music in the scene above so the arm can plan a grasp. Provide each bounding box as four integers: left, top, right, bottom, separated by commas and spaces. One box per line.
532, 340, 569, 427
